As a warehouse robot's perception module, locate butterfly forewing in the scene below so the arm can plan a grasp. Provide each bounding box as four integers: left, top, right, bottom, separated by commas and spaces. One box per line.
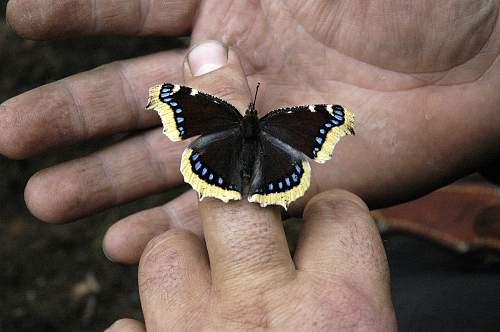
147, 83, 242, 141
180, 128, 243, 202
259, 105, 355, 163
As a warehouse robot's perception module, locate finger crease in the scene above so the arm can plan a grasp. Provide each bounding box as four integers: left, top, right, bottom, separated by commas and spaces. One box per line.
138, 0, 152, 35
160, 202, 177, 228
141, 134, 170, 187
91, 0, 100, 33
95, 153, 120, 205
60, 80, 90, 140
115, 61, 141, 129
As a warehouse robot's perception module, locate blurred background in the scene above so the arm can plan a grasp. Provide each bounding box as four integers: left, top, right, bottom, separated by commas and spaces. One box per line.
0, 1, 499, 331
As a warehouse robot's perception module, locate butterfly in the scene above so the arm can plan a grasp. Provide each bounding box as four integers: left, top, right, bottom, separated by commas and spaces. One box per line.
146, 82, 355, 209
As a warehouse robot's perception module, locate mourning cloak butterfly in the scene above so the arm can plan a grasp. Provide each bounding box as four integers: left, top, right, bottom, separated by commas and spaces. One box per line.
146, 82, 355, 209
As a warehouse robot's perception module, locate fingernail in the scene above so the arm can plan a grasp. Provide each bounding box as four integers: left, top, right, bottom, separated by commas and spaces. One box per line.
187, 40, 228, 76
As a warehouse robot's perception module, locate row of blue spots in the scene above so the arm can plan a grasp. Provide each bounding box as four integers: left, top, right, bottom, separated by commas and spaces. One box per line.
312, 106, 345, 158
190, 152, 233, 189
159, 84, 186, 137
159, 84, 172, 98
260, 163, 303, 194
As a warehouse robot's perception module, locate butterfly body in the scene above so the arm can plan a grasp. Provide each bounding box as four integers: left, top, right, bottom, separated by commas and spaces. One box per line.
239, 108, 260, 183
147, 83, 355, 209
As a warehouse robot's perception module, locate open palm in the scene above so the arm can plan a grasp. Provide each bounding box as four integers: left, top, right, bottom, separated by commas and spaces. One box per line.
2, 0, 499, 263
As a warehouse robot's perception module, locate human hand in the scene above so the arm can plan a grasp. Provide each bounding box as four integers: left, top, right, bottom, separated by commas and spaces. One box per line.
2, 1, 499, 264
105, 190, 396, 331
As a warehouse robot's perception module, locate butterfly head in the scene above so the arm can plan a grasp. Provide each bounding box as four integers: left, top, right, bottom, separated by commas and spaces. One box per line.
245, 82, 261, 116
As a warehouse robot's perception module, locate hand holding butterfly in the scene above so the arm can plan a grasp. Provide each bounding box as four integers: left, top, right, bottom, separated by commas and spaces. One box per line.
104, 190, 396, 331
2, 1, 499, 264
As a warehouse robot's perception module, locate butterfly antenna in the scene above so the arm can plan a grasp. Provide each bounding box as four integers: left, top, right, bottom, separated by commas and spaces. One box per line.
251, 82, 261, 112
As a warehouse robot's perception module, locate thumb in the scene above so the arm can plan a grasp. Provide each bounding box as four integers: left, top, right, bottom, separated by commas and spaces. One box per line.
183, 39, 253, 111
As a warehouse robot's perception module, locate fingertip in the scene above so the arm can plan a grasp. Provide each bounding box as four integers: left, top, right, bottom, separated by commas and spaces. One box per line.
185, 40, 229, 78
24, 169, 77, 223
103, 210, 170, 265
6, 0, 48, 40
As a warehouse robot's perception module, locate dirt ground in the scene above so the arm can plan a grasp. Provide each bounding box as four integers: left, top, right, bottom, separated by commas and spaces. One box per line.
1, 2, 500, 332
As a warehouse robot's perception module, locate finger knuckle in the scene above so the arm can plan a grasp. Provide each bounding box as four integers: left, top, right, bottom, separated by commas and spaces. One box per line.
139, 230, 196, 293
306, 189, 369, 220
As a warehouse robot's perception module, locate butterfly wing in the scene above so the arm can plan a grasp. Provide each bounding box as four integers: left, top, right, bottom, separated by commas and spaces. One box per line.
181, 128, 243, 202
248, 131, 311, 209
147, 83, 242, 141
259, 105, 355, 163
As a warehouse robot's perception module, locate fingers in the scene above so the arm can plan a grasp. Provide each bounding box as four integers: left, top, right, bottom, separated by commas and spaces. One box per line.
0, 50, 184, 160
294, 190, 391, 306
200, 200, 295, 291
105, 318, 145, 332
6, 0, 199, 39
103, 191, 201, 264
183, 40, 254, 111
24, 128, 186, 223
139, 230, 210, 330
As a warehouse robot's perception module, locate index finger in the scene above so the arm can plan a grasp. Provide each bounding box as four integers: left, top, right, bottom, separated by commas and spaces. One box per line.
7, 0, 199, 39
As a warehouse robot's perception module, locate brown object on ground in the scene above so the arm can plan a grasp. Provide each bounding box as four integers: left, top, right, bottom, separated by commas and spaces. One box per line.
373, 183, 500, 253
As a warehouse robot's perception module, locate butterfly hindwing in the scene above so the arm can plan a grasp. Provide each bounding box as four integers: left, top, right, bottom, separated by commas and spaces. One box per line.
248, 131, 311, 209
147, 83, 242, 141
259, 104, 355, 163
180, 128, 243, 202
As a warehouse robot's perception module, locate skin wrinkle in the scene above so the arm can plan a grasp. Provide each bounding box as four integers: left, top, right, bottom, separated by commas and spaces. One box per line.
91, 0, 98, 33
282, 0, 498, 76
93, 152, 120, 206
138, 0, 152, 36
59, 79, 89, 141
115, 61, 141, 129
141, 130, 170, 188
